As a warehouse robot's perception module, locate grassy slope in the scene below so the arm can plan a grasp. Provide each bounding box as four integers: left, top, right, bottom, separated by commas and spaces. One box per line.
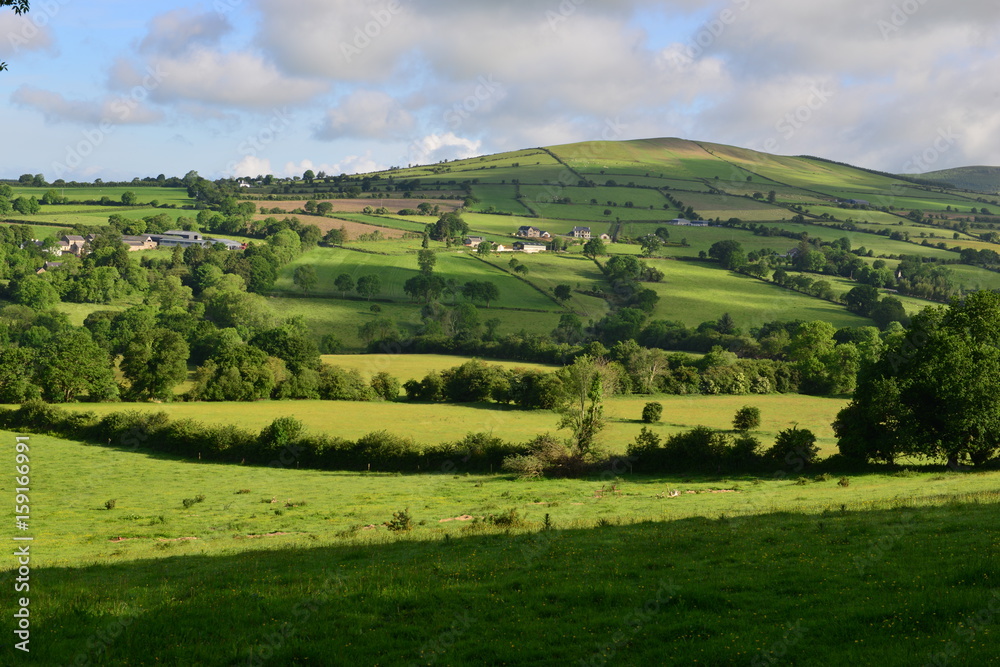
9, 430, 1000, 665
643, 259, 872, 329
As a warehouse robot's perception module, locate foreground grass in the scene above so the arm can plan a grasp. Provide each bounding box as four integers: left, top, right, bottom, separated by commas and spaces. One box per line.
5, 431, 999, 665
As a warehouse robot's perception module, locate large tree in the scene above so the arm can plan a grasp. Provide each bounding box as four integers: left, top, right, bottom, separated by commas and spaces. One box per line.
120, 328, 190, 401
835, 291, 1000, 467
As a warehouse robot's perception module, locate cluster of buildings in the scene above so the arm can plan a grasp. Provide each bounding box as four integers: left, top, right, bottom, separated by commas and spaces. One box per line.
464, 224, 615, 254
667, 218, 710, 227
34, 230, 245, 257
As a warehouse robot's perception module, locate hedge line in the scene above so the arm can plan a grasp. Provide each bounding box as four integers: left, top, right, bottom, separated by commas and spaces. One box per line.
0, 402, 529, 474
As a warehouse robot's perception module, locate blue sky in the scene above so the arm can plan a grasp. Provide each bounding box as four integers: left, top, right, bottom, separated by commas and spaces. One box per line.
2, 0, 999, 181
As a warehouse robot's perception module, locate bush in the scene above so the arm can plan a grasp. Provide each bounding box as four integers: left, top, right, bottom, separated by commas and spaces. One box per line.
370, 371, 401, 401
386, 508, 413, 532
838, 476, 851, 487
485, 508, 526, 529
104, 499, 117, 510
501, 434, 577, 478
732, 405, 761, 432
641, 402, 663, 423
766, 426, 820, 469
662, 426, 729, 470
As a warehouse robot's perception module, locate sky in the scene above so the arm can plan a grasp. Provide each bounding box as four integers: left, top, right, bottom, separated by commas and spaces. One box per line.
1, 0, 999, 182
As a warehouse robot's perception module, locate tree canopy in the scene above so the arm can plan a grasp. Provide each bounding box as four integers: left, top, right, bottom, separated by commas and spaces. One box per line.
835, 291, 1000, 467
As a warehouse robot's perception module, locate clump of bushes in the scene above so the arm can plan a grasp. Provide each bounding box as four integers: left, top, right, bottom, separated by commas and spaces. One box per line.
641, 402, 663, 423
386, 508, 413, 532
104, 499, 117, 510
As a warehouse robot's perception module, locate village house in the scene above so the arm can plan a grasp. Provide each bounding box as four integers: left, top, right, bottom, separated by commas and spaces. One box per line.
570, 226, 592, 239
600, 233, 612, 242
516, 226, 542, 238
58, 234, 91, 256
464, 236, 485, 248
35, 261, 63, 275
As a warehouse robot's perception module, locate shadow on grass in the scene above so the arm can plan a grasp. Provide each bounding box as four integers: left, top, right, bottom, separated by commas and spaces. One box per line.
26, 499, 1000, 666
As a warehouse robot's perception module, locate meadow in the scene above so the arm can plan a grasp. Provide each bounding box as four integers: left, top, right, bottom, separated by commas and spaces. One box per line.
5, 428, 999, 665
642, 259, 870, 329
50, 392, 848, 455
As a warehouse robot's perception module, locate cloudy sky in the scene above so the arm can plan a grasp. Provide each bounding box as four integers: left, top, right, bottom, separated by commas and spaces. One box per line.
1, 0, 998, 181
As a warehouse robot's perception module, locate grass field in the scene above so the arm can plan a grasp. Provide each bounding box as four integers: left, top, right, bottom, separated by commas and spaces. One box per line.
322, 353, 560, 383
642, 259, 871, 329
268, 296, 565, 348
274, 247, 561, 312
50, 393, 848, 455
6, 428, 1000, 664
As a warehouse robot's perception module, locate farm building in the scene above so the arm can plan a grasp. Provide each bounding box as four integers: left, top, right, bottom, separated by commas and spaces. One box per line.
36, 261, 63, 274
464, 236, 485, 248
122, 235, 158, 251
668, 218, 709, 227
516, 226, 543, 238
513, 241, 547, 253
600, 233, 612, 241
58, 234, 93, 256
570, 226, 592, 239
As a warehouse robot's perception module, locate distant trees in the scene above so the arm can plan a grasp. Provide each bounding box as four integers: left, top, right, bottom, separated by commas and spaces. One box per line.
553, 284, 573, 302
334, 273, 354, 297
356, 275, 382, 300
582, 237, 607, 258
462, 280, 500, 308
708, 240, 745, 270
293, 265, 318, 293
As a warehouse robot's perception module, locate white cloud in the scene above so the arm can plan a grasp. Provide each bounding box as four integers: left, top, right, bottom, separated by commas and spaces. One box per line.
110, 49, 328, 109
315, 90, 415, 141
10, 85, 164, 125
138, 8, 231, 56
406, 133, 482, 166
231, 155, 273, 179
0, 11, 56, 58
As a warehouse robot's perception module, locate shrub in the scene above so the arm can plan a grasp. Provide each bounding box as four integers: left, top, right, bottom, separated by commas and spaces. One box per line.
235, 489, 251, 494
485, 508, 526, 529
838, 476, 851, 487
662, 426, 729, 470
732, 405, 761, 432
104, 499, 117, 510
766, 426, 820, 469
502, 434, 579, 478
370, 371, 401, 401
386, 508, 413, 532
641, 402, 663, 423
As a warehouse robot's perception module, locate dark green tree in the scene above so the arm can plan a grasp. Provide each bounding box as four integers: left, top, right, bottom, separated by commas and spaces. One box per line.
835, 291, 1000, 467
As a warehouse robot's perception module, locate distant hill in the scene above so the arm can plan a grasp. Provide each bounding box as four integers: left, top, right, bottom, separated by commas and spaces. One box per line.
904, 166, 1000, 194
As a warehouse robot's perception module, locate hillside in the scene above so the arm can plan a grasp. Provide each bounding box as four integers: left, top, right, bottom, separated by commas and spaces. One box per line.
908, 166, 1000, 194
7, 136, 1000, 350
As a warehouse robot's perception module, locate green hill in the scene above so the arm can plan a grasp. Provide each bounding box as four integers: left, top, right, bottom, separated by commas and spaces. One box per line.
906, 166, 1000, 195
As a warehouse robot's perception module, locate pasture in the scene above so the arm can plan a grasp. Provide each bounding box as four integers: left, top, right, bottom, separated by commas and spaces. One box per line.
51, 393, 848, 455
642, 259, 870, 329
6, 428, 1000, 664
